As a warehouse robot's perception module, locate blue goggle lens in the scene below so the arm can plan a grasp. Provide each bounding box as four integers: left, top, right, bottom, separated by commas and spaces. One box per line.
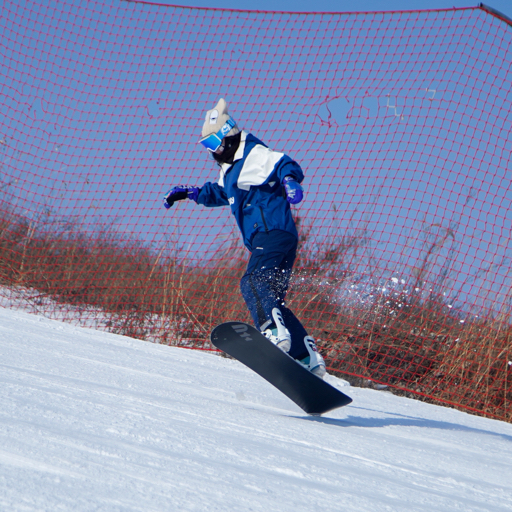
199, 132, 223, 152
199, 118, 236, 152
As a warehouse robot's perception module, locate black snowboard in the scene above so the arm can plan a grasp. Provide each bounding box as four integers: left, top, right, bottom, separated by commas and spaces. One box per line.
211, 322, 352, 415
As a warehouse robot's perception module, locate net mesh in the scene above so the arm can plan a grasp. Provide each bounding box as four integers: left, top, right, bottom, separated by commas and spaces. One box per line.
1, 0, 511, 421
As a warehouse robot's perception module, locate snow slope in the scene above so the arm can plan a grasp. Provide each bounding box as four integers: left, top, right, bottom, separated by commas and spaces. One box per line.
1, 307, 512, 512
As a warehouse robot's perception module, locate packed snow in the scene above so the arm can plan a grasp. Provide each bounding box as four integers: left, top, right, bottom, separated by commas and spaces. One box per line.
1, 306, 512, 511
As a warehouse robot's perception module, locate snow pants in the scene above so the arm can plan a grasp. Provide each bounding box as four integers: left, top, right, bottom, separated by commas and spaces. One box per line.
240, 229, 309, 360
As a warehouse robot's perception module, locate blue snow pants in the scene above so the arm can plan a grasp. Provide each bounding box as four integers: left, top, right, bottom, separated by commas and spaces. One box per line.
240, 229, 309, 360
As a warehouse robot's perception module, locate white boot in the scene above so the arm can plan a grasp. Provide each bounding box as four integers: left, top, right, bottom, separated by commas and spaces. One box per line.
262, 308, 291, 352
297, 336, 326, 378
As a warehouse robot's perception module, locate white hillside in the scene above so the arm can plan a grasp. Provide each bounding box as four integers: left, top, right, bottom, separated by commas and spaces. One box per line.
1, 307, 511, 511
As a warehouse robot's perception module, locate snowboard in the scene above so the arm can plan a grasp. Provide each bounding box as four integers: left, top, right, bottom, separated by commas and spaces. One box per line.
211, 322, 352, 415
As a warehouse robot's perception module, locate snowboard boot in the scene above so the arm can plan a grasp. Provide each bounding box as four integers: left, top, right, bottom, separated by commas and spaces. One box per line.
262, 308, 291, 353
297, 336, 326, 378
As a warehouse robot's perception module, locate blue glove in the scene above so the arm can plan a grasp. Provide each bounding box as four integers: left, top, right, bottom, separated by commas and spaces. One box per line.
282, 176, 303, 205
163, 186, 200, 209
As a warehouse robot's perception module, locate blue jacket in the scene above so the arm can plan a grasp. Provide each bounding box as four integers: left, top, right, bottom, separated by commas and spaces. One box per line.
196, 132, 304, 251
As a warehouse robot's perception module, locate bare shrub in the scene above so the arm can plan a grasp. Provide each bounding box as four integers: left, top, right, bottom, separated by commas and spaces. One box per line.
1, 205, 510, 422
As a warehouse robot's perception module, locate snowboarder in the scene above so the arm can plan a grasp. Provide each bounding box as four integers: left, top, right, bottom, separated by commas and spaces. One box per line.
163, 98, 326, 378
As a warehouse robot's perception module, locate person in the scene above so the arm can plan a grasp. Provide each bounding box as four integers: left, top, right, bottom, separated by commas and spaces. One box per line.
163, 98, 326, 378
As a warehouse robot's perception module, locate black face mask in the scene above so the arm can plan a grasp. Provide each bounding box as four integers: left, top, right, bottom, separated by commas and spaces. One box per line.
212, 132, 242, 165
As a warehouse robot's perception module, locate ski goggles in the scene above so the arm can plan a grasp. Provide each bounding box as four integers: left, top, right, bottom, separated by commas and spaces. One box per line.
199, 118, 237, 152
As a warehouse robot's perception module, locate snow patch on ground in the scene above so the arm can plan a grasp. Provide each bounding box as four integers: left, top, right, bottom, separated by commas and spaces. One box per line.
1, 306, 512, 511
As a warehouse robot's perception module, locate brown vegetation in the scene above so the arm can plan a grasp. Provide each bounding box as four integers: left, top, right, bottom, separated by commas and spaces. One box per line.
0, 206, 510, 422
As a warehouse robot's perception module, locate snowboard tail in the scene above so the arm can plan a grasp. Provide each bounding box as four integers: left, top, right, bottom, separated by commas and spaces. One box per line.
211, 322, 352, 415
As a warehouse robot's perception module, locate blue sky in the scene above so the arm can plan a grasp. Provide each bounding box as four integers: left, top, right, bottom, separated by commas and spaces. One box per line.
1, 0, 511, 314
164, 0, 512, 18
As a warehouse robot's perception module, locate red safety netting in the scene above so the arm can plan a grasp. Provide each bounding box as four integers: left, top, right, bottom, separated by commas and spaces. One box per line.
1, 0, 511, 420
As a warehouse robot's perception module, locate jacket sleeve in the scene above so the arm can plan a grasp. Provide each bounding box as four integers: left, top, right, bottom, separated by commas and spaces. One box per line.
275, 155, 305, 184
196, 182, 230, 207
236, 135, 305, 190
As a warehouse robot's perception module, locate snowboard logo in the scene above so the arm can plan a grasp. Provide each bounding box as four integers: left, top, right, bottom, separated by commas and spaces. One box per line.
232, 323, 253, 341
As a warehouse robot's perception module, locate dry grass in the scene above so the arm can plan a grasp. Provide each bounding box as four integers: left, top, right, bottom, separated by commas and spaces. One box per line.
0, 206, 510, 422
0, 207, 248, 343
